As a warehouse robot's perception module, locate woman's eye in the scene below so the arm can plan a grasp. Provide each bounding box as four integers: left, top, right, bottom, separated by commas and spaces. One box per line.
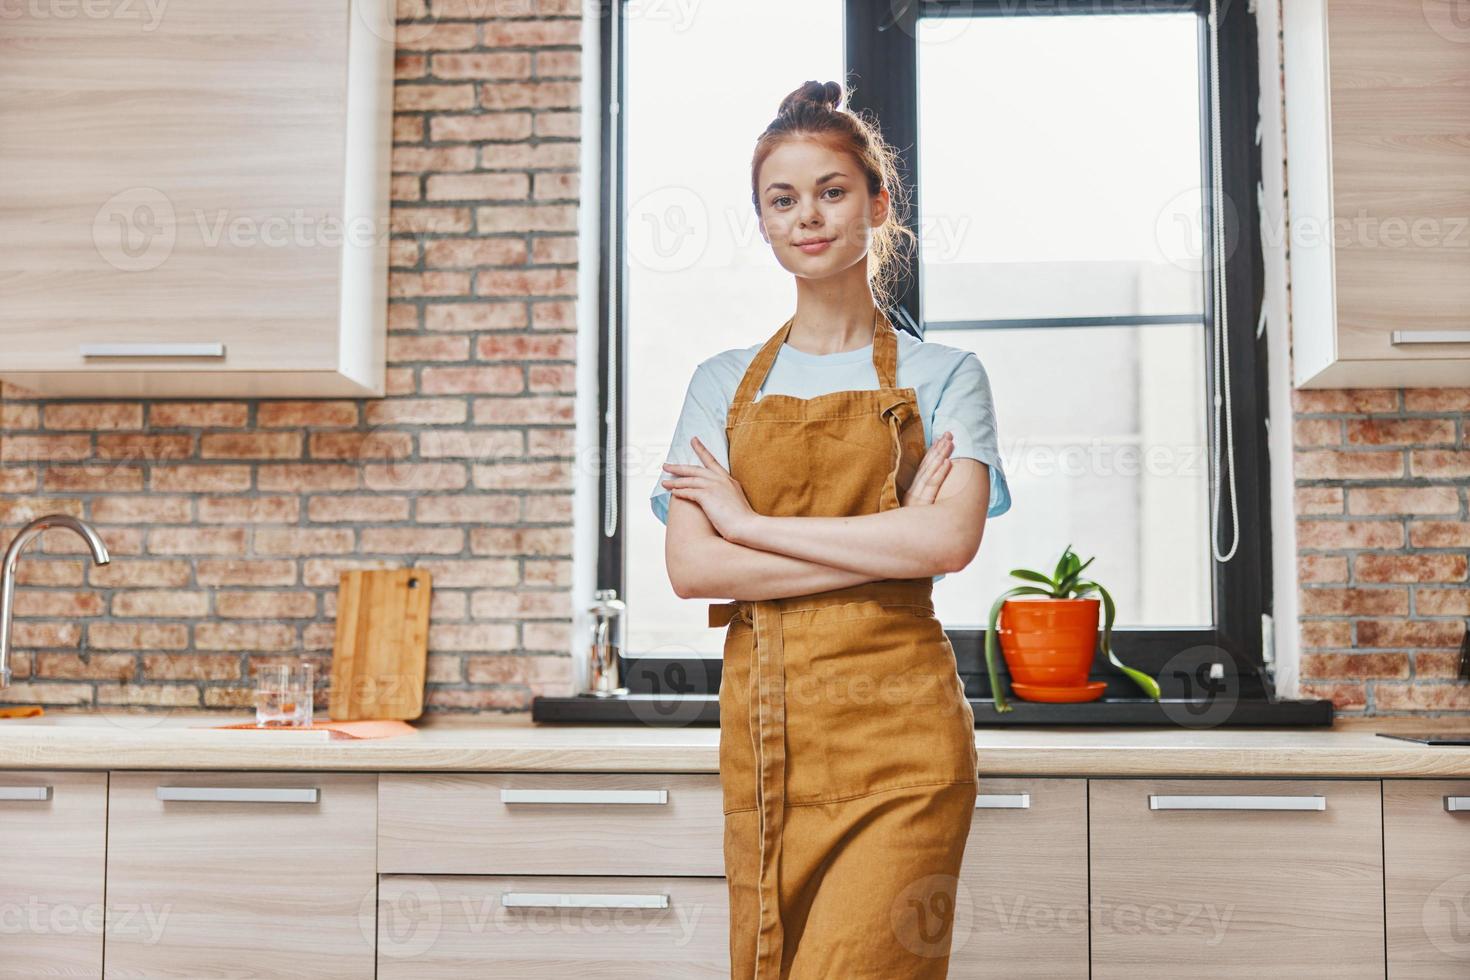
823, 187, 843, 199
773, 195, 793, 208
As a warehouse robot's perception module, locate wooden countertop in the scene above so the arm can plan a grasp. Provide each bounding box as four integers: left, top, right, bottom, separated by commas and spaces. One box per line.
2, 711, 1470, 777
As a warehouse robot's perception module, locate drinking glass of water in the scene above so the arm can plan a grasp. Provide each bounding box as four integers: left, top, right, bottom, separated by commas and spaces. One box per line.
254, 661, 314, 728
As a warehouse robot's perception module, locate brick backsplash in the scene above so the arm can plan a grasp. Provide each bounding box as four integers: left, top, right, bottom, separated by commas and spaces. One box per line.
1293, 388, 1470, 714
0, 1, 582, 715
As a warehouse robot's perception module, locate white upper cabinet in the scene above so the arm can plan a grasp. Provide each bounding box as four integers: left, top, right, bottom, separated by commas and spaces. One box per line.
0, 0, 394, 398
1285, 0, 1470, 388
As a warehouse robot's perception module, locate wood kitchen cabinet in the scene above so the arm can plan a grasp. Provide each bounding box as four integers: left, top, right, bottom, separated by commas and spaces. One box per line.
377, 874, 730, 978
0, 771, 107, 978
103, 771, 376, 979
951, 777, 1089, 979
0, 0, 393, 397
1284, 0, 1470, 387
379, 772, 726, 876
377, 771, 729, 977
1384, 779, 1470, 978
1088, 778, 1385, 979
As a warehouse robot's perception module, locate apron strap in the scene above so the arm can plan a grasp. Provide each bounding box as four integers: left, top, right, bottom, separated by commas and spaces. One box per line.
708, 601, 744, 628
729, 316, 794, 414
729, 307, 900, 415
749, 599, 788, 978
879, 408, 904, 512
873, 306, 899, 390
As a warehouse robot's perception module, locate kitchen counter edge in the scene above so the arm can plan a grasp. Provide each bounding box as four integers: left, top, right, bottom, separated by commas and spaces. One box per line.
2, 713, 1470, 777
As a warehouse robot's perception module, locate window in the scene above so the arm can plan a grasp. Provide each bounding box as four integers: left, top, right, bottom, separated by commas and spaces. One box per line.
601, 0, 1270, 700
916, 11, 1211, 630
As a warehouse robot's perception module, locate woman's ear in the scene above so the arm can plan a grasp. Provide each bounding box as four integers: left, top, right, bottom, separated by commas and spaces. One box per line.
871, 186, 890, 228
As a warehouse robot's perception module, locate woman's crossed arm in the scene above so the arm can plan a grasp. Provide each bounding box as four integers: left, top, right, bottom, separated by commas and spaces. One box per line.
661, 433, 987, 599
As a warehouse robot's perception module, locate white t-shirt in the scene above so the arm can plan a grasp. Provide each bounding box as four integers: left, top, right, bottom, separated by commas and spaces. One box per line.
650, 328, 1011, 583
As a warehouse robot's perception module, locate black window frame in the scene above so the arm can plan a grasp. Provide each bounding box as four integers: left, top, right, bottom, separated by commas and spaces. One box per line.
598, 0, 1274, 703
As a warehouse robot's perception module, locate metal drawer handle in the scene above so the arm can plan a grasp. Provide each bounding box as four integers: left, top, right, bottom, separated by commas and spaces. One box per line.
1389, 331, 1470, 346
81, 343, 226, 358
500, 788, 668, 805
1149, 794, 1325, 811
501, 892, 670, 910
1444, 797, 1470, 812
976, 793, 1030, 809
0, 786, 52, 801
156, 787, 319, 804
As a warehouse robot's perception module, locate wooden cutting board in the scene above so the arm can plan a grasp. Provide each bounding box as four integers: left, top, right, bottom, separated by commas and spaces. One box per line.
329, 568, 432, 721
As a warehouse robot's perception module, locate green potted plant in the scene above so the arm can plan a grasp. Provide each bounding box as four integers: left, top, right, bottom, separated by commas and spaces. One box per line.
983, 544, 1162, 713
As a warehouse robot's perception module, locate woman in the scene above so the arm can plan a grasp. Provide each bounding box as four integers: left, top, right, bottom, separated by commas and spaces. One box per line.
652, 79, 1011, 979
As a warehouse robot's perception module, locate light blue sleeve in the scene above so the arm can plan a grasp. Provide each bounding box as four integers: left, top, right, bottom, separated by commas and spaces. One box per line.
650, 362, 730, 526
932, 352, 1011, 518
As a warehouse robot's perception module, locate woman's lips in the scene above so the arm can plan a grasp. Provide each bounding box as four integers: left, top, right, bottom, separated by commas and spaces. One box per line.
795, 238, 833, 254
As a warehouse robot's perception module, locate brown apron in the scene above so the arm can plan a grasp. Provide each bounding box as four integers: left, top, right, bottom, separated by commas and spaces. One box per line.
708, 310, 980, 979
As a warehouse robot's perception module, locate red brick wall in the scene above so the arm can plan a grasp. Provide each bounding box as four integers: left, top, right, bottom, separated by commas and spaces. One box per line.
1293, 388, 1470, 714
0, 2, 581, 714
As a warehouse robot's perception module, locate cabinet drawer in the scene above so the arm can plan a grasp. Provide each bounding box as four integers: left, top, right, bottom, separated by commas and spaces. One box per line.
1089, 778, 1385, 980
377, 874, 729, 978
952, 777, 1088, 979
1385, 779, 1470, 978
104, 771, 376, 979
0, 771, 107, 979
379, 772, 724, 876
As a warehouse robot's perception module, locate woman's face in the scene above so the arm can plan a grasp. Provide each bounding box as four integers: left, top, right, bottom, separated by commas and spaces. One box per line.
756, 139, 888, 280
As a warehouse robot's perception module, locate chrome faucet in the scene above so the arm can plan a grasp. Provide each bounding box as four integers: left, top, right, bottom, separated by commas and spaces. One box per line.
0, 514, 110, 688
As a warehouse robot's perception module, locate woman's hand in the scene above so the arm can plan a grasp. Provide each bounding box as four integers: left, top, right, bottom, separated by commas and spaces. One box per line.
660, 436, 759, 544
901, 430, 954, 507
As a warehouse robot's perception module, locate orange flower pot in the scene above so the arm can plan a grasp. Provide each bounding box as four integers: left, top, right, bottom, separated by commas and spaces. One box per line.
996, 597, 1101, 696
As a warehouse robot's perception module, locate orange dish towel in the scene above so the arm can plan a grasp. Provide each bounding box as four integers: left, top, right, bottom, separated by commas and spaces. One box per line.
0, 705, 44, 719
199, 719, 417, 739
